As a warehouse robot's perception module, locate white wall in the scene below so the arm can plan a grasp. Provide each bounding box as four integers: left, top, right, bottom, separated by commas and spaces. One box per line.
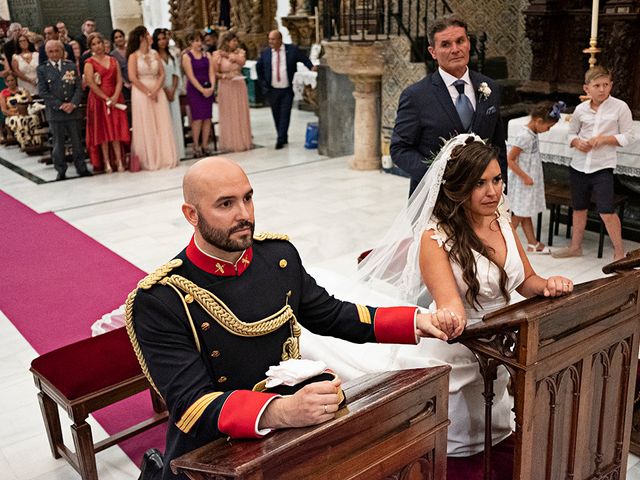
0, 0, 9, 20
142, 0, 171, 32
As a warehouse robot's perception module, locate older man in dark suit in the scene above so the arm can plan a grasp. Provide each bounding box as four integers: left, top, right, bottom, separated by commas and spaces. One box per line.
256, 30, 314, 149
391, 15, 506, 196
37, 40, 91, 180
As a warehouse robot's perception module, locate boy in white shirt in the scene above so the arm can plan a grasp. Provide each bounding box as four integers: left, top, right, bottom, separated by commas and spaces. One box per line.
552, 66, 636, 261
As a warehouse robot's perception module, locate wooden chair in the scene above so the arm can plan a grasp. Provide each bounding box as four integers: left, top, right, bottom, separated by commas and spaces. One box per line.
179, 94, 218, 154
30, 327, 168, 480
545, 183, 628, 258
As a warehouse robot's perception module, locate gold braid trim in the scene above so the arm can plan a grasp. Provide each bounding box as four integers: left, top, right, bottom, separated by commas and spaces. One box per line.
124, 259, 184, 396
253, 232, 290, 241
163, 274, 298, 336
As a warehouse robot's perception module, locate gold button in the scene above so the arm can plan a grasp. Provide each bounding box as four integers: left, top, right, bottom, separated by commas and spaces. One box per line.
217, 376, 227, 383
184, 294, 193, 303
211, 350, 221, 358
201, 322, 210, 331
279, 259, 287, 268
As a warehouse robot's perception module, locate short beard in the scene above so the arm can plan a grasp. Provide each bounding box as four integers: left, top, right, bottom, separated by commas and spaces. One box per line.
197, 212, 254, 253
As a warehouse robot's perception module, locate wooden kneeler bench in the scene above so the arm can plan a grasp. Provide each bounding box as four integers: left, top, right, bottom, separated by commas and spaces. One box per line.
30, 327, 168, 480
545, 183, 627, 258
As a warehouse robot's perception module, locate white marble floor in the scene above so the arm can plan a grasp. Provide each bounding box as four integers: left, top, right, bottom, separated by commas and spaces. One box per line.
1, 106, 639, 479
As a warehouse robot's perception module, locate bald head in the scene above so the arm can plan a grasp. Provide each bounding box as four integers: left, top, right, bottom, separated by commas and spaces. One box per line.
268, 30, 282, 50
183, 157, 249, 206
182, 157, 255, 259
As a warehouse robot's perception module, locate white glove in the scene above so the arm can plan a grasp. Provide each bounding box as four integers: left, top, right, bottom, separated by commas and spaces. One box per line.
265, 359, 327, 388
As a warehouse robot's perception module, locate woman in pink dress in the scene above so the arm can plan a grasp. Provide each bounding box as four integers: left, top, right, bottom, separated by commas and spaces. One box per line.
84, 33, 130, 173
211, 32, 252, 152
126, 25, 177, 170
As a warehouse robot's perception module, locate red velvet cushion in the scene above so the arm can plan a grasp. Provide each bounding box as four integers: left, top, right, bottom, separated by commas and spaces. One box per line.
30, 327, 143, 401
447, 434, 514, 480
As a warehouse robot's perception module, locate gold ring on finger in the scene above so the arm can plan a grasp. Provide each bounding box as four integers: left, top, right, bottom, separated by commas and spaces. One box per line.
323, 404, 327, 414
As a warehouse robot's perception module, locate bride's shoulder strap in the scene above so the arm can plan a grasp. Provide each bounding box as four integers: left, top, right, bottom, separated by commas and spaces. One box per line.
424, 217, 450, 249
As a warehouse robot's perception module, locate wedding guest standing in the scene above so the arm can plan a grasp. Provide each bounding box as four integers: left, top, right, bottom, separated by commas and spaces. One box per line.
12, 34, 38, 95
182, 30, 214, 157
110, 29, 131, 101
37, 40, 92, 180
69, 40, 82, 74
212, 31, 251, 152
39, 25, 74, 64
256, 30, 314, 149
84, 33, 130, 173
153, 28, 185, 159
127, 26, 177, 170
390, 15, 506, 196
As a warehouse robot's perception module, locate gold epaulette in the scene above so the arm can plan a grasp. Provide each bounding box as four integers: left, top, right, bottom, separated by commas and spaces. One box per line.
124, 258, 183, 396
253, 232, 290, 242
136, 258, 183, 290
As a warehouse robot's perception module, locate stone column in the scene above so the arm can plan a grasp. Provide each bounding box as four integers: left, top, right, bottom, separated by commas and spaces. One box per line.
323, 41, 385, 170
351, 76, 380, 170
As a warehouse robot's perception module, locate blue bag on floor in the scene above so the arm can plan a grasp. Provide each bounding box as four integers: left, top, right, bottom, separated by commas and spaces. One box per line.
304, 122, 318, 149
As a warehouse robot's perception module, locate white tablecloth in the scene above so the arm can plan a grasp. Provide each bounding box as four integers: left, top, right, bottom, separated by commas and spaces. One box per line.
292, 69, 317, 101
507, 114, 640, 177
243, 60, 258, 80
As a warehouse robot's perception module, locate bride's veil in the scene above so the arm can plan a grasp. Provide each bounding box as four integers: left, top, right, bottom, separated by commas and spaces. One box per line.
356, 133, 486, 306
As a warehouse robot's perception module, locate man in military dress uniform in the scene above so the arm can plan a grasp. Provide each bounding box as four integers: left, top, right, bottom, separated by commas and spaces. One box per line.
127, 157, 461, 480
37, 40, 91, 181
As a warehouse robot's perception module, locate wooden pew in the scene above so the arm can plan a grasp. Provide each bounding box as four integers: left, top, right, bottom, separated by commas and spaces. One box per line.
171, 367, 451, 480
455, 254, 640, 479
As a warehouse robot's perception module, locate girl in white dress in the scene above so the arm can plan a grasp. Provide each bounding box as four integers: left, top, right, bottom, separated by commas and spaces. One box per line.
507, 102, 564, 253
300, 134, 573, 476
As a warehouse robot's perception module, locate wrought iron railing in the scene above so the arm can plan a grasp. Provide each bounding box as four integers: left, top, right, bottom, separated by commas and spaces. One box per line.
321, 0, 489, 67
321, 0, 452, 59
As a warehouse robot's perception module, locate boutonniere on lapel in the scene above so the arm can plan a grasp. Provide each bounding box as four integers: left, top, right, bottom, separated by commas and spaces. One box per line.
478, 82, 492, 101
62, 70, 76, 84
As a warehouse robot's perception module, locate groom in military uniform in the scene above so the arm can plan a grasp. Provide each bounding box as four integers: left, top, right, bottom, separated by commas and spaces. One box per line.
37, 40, 91, 181
128, 157, 459, 480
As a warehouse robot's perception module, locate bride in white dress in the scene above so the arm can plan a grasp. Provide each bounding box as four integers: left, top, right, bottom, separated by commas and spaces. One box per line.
300, 134, 573, 468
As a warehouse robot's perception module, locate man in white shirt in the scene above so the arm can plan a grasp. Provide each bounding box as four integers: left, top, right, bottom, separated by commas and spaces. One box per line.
256, 30, 314, 149
390, 15, 506, 196
553, 66, 636, 261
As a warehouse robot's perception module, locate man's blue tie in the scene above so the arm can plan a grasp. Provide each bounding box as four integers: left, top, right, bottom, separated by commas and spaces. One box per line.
454, 80, 474, 131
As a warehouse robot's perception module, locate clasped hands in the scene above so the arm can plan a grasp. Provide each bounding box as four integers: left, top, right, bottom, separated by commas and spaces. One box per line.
416, 308, 465, 341
59, 102, 76, 113
572, 135, 615, 152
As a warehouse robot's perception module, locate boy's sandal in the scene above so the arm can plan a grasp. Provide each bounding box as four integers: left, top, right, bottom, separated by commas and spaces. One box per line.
527, 242, 551, 254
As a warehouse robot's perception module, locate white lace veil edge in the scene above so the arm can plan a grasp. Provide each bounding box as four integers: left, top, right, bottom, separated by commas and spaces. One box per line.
356, 133, 487, 306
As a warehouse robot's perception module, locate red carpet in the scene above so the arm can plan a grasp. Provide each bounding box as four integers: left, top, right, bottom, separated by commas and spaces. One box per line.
0, 190, 166, 466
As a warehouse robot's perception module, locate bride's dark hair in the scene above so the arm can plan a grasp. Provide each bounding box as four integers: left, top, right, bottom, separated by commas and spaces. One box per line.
431, 139, 510, 309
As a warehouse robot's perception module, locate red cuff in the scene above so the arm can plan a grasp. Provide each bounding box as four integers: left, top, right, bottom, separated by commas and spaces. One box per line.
373, 306, 418, 344
218, 390, 279, 438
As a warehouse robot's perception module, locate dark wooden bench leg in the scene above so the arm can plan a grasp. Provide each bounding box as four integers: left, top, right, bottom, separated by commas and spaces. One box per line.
536, 212, 542, 242
598, 218, 605, 258
71, 421, 99, 480
37, 392, 63, 459
212, 122, 218, 152
548, 205, 555, 247
566, 207, 573, 238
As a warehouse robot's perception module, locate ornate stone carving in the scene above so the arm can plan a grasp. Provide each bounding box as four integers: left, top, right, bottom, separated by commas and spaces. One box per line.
604, 20, 638, 114
281, 15, 317, 48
